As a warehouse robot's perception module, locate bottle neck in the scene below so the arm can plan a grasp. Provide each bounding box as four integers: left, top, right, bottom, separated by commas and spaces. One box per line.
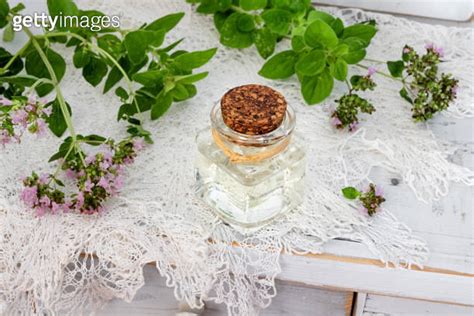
210, 103, 296, 163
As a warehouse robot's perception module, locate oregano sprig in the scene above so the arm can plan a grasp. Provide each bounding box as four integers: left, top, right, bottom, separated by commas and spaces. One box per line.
342, 183, 385, 216
188, 0, 377, 106
386, 44, 458, 122
0, 0, 216, 215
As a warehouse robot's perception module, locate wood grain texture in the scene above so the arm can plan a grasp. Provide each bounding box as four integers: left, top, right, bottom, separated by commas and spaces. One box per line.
362, 294, 474, 316
99, 266, 351, 316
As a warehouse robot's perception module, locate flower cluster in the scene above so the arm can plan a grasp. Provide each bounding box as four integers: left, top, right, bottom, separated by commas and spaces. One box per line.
0, 96, 50, 146
342, 183, 385, 216
399, 44, 458, 121
20, 137, 145, 216
359, 183, 386, 216
331, 68, 377, 131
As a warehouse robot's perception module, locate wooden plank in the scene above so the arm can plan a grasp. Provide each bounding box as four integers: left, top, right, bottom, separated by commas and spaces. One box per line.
100, 266, 351, 315
278, 253, 473, 306
203, 280, 350, 316
353, 293, 367, 316
363, 294, 474, 315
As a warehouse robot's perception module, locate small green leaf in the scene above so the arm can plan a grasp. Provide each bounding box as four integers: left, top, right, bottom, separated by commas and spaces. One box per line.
304, 20, 339, 48
175, 72, 208, 84
301, 68, 334, 105
173, 48, 217, 70
342, 187, 360, 200
330, 58, 348, 81
214, 11, 229, 32
72, 48, 91, 68
220, 12, 254, 48
342, 49, 366, 64
254, 28, 276, 59
25, 48, 66, 96
145, 12, 185, 32
330, 18, 344, 37
132, 70, 164, 86
115, 87, 128, 100
261, 8, 292, 36
0, 0, 9, 28
151, 92, 173, 120
387, 60, 404, 78
295, 50, 326, 76
237, 13, 255, 32
45, 98, 72, 137
97, 34, 123, 60
82, 57, 108, 87
399, 88, 413, 104
291, 35, 306, 52
0, 75, 37, 86
240, 0, 267, 10
331, 43, 349, 57
258, 50, 297, 79
307, 10, 334, 24
47, 0, 79, 30
3, 23, 14, 42
124, 29, 165, 64
342, 24, 377, 45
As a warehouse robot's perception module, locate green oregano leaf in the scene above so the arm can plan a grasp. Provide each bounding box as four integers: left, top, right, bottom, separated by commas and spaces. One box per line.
0, 0, 9, 28
261, 8, 292, 36
82, 57, 108, 87
240, 0, 267, 11
145, 12, 185, 32
253, 28, 276, 59
301, 68, 334, 105
387, 60, 404, 78
291, 35, 306, 52
342, 187, 360, 200
175, 72, 209, 84
295, 50, 326, 76
45, 98, 72, 137
331, 58, 348, 81
342, 23, 377, 45
124, 29, 166, 64
25, 47, 66, 96
173, 48, 217, 70
399, 88, 413, 104
307, 9, 334, 24
220, 12, 254, 48
237, 13, 255, 32
258, 50, 297, 79
304, 20, 338, 48
47, 0, 79, 30
72, 48, 91, 68
151, 92, 173, 120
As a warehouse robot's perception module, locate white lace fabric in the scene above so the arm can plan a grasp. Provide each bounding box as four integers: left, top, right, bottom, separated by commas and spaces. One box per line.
1, 1, 473, 315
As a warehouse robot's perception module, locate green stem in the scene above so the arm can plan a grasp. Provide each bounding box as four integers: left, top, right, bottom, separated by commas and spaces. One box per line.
0, 40, 30, 74
344, 78, 352, 93
26, 78, 54, 96
364, 58, 385, 64
25, 29, 77, 139
356, 63, 402, 81
24, 28, 85, 166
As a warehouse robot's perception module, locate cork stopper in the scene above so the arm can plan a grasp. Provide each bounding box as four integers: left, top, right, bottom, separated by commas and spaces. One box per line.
220, 84, 287, 135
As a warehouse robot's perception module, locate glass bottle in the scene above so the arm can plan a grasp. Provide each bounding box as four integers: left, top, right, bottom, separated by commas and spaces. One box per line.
194, 86, 306, 230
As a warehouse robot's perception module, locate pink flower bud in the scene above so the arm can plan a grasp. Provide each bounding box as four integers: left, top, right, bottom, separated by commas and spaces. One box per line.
367, 66, 376, 76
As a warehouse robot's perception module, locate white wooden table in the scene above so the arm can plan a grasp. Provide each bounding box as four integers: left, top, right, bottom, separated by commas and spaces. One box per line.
100, 13, 474, 316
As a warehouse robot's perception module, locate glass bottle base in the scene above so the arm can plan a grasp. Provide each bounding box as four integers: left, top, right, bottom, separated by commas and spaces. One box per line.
194, 128, 306, 230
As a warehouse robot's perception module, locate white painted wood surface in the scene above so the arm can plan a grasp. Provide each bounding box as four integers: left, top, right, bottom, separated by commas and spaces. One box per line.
315, 0, 474, 21
362, 294, 474, 315
98, 265, 350, 316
